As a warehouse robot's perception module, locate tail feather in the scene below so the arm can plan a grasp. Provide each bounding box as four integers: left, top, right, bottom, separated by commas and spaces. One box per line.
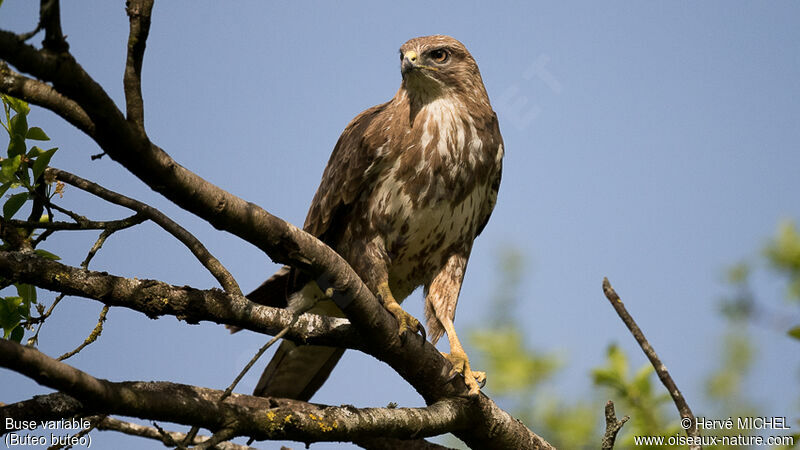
227, 266, 294, 334
253, 341, 345, 401
247, 265, 292, 308
246, 268, 346, 401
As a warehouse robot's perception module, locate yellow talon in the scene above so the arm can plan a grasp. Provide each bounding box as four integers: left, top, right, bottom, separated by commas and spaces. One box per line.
443, 348, 485, 396
378, 282, 425, 340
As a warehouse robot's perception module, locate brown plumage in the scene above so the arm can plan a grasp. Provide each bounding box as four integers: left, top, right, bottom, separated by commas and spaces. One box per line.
250, 35, 503, 399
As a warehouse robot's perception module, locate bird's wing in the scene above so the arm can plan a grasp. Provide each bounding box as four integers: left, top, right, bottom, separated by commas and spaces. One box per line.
303, 101, 390, 241
248, 102, 389, 307
476, 112, 504, 237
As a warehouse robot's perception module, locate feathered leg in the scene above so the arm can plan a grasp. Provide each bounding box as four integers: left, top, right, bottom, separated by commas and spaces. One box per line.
425, 253, 485, 395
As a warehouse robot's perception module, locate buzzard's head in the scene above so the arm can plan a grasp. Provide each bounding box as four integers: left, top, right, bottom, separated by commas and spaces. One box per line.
399, 35, 484, 101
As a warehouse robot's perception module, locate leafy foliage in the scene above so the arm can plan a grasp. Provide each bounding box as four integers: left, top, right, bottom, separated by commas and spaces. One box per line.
465, 248, 596, 448
466, 239, 799, 449
764, 220, 800, 304
0, 95, 60, 342
721, 220, 800, 342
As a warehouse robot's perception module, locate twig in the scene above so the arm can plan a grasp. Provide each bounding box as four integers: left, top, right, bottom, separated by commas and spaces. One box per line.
602, 278, 701, 449
32, 228, 56, 246
601, 400, 629, 450
56, 305, 109, 361
47, 416, 97, 450
80, 214, 141, 269
4, 213, 145, 231
45, 201, 87, 224
94, 417, 253, 450
18, 0, 68, 53
124, 0, 154, 131
193, 427, 236, 450
27, 218, 135, 347
153, 421, 180, 447
26, 292, 64, 346
223, 321, 296, 404
183, 316, 296, 447
48, 168, 242, 296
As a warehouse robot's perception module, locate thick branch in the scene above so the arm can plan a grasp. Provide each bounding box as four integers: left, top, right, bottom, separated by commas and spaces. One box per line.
0, 392, 87, 425
124, 0, 154, 131
48, 167, 241, 296
355, 437, 455, 449
0, 27, 553, 448
0, 62, 94, 136
0, 340, 471, 443
602, 278, 701, 449
0, 250, 357, 348
0, 26, 377, 348
0, 24, 436, 393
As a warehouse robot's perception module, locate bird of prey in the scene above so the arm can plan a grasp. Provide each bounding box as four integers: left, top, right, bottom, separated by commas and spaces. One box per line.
249, 35, 504, 398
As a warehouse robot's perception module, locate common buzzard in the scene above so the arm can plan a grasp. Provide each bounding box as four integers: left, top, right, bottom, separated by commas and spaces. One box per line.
249, 35, 504, 398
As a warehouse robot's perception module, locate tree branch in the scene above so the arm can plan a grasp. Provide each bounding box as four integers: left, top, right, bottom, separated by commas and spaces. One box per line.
2, 213, 145, 231
0, 250, 358, 349
0, 21, 554, 448
355, 437, 455, 450
0, 62, 94, 137
601, 400, 629, 450
17, 0, 69, 52
56, 305, 109, 361
94, 416, 253, 450
602, 278, 701, 449
39, 0, 69, 53
0, 340, 473, 444
48, 167, 241, 296
0, 26, 378, 353
124, 0, 154, 131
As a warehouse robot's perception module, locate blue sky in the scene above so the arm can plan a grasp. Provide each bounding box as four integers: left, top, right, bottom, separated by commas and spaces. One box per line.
2, 2, 799, 448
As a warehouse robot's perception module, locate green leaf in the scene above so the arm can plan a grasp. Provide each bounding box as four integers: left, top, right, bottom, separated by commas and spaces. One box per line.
788, 325, 800, 341
0, 154, 22, 182
7, 134, 26, 158
3, 96, 29, 115
34, 249, 61, 261
26, 127, 49, 141
27, 146, 43, 158
726, 262, 750, 284
606, 344, 628, 378
15, 283, 37, 305
9, 113, 28, 139
0, 296, 23, 339
17, 160, 29, 187
9, 324, 23, 342
632, 364, 654, 395
32, 147, 58, 181
0, 181, 12, 198
3, 192, 29, 220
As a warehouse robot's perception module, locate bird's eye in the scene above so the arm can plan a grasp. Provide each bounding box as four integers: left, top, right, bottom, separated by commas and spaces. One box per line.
430, 49, 449, 64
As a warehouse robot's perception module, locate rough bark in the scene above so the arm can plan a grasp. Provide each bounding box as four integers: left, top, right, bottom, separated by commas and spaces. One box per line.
0, 3, 555, 448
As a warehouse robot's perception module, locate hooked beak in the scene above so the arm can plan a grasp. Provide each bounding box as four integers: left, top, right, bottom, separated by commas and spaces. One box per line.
401, 50, 419, 75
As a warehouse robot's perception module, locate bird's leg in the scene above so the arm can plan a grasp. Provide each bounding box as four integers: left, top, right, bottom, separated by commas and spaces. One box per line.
426, 252, 484, 395
439, 316, 485, 396
377, 281, 425, 340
